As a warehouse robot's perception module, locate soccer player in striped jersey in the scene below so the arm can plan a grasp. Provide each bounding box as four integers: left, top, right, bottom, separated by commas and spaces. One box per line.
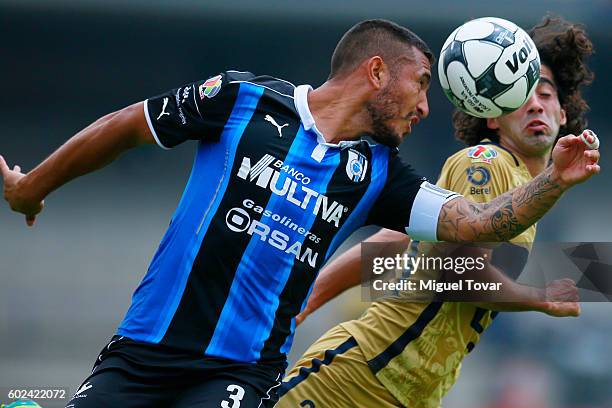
278, 16, 596, 408
0, 18, 599, 407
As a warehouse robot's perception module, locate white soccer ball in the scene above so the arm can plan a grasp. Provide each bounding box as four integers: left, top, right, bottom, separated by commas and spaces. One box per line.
438, 17, 541, 118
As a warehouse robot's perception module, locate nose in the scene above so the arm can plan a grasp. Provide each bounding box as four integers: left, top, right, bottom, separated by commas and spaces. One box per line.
524, 93, 544, 114
417, 90, 429, 119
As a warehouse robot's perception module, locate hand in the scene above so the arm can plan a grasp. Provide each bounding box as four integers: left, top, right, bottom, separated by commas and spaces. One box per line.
551, 131, 601, 190
545, 278, 579, 302
542, 278, 580, 317
0, 155, 44, 226
542, 301, 581, 317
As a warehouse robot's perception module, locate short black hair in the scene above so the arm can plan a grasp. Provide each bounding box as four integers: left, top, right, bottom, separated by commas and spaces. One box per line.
329, 19, 435, 79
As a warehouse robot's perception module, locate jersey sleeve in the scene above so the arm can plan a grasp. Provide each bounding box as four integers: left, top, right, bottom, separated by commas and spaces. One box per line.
144, 71, 250, 149
366, 155, 460, 241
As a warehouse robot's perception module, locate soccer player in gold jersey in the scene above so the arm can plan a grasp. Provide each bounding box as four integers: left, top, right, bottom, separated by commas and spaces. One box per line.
277, 16, 595, 408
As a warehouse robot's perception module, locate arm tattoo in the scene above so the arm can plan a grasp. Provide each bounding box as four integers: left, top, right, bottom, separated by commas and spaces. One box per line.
438, 166, 564, 242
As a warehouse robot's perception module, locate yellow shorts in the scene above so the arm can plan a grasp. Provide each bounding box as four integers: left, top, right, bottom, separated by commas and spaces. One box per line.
276, 325, 402, 408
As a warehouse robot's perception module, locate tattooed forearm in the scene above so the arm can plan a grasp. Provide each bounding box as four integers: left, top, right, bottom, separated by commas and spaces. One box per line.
490, 202, 521, 240
437, 166, 564, 242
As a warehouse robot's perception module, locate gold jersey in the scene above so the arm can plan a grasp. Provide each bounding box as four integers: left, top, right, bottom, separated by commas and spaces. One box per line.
341, 141, 536, 408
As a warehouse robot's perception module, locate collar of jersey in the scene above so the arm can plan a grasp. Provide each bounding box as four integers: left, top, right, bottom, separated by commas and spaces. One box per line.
480, 138, 521, 167
294, 84, 361, 149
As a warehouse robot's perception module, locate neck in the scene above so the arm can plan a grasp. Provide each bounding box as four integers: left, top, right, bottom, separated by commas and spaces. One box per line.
518, 153, 550, 177
499, 139, 551, 178
307, 79, 371, 144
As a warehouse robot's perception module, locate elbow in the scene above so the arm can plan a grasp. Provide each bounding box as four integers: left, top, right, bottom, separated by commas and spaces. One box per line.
437, 199, 489, 243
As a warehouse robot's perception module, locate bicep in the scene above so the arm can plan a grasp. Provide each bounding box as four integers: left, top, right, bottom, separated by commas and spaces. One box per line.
143, 73, 238, 149
120, 101, 157, 147
436, 196, 485, 242
436, 194, 522, 243
406, 182, 463, 242
369, 179, 464, 242
76, 101, 156, 150
435, 157, 519, 243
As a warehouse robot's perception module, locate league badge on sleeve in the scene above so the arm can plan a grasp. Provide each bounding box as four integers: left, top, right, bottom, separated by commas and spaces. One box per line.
199, 74, 223, 99
346, 149, 368, 182
467, 145, 498, 164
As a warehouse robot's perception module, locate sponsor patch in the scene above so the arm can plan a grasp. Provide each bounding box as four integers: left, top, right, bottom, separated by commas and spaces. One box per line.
199, 74, 223, 99
467, 145, 498, 164
236, 154, 348, 228
467, 166, 491, 186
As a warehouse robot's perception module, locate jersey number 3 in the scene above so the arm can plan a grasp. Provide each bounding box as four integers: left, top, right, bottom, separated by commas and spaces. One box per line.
221, 384, 245, 408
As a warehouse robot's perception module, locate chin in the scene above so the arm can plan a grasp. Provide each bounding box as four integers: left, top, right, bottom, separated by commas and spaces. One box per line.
524, 139, 555, 155
371, 133, 402, 148
388, 135, 403, 148
533, 133, 556, 145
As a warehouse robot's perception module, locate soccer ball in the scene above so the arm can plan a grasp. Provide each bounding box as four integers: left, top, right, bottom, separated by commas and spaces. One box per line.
438, 17, 540, 118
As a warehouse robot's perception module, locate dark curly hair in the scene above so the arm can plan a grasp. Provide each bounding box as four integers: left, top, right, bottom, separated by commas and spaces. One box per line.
454, 15, 594, 146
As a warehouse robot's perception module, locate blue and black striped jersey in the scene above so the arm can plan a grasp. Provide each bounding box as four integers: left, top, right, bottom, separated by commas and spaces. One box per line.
118, 71, 442, 366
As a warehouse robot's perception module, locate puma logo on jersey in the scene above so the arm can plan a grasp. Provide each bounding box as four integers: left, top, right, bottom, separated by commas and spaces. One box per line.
264, 114, 289, 137
73, 382, 93, 398
156, 97, 170, 120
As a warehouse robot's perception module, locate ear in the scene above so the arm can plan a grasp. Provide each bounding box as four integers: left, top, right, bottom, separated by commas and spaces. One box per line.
559, 107, 567, 126
486, 117, 500, 130
366, 56, 387, 90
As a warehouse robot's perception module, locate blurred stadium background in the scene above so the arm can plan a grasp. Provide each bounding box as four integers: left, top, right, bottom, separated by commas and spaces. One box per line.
1, 1, 611, 407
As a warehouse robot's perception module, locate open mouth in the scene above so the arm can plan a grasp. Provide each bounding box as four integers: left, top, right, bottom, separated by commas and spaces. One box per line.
526, 119, 548, 133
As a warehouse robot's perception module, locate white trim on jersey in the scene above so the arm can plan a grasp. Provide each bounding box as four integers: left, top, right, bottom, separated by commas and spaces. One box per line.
191, 84, 202, 118
143, 99, 171, 150
228, 70, 297, 89
229, 80, 295, 99
294, 84, 360, 149
258, 373, 282, 408
311, 143, 329, 162
268, 76, 297, 88
406, 181, 462, 242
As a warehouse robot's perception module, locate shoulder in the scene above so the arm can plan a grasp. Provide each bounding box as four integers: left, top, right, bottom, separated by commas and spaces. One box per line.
438, 142, 522, 198
194, 70, 298, 117
220, 70, 296, 99
440, 142, 519, 182
445, 143, 517, 171
381, 147, 424, 180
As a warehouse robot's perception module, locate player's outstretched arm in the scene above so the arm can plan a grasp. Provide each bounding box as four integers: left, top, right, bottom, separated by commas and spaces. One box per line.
437, 133, 600, 242
0, 102, 155, 226
295, 229, 409, 326
461, 268, 580, 317
474, 273, 581, 317
443, 246, 580, 317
